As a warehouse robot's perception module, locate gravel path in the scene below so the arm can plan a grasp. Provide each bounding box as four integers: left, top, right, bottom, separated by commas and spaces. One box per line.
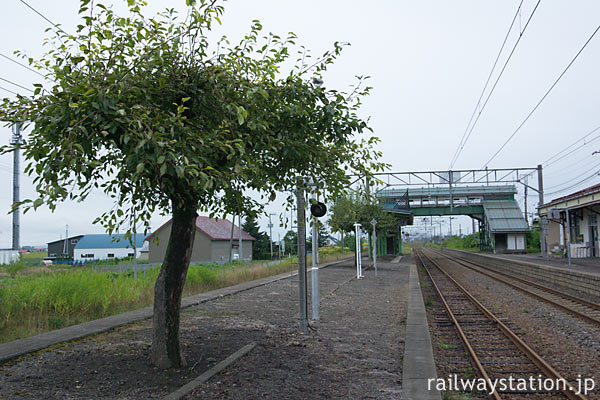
0, 258, 409, 400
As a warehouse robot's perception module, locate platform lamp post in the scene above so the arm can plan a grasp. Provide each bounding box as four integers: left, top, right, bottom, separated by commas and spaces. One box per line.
310, 188, 320, 321
307, 177, 327, 321
371, 219, 378, 277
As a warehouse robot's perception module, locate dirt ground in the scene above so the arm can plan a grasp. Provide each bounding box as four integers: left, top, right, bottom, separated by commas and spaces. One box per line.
0, 257, 409, 400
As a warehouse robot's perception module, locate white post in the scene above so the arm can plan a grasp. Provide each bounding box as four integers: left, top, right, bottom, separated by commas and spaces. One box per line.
354, 223, 362, 278
238, 214, 243, 261
371, 219, 378, 277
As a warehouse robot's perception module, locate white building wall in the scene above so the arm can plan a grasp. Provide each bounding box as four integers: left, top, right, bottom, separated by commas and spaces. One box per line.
507, 234, 526, 251
74, 248, 141, 261
0, 250, 20, 265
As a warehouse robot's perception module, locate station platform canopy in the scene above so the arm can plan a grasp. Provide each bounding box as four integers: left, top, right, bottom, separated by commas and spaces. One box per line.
483, 200, 530, 233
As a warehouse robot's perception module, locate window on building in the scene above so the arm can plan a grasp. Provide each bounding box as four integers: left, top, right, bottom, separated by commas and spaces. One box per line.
81, 253, 95, 258
71, 239, 78, 244
569, 214, 583, 244
107, 253, 115, 258
128, 253, 134, 257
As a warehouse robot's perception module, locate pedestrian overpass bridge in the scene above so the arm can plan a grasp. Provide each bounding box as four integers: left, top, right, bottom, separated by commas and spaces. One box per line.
366, 168, 542, 253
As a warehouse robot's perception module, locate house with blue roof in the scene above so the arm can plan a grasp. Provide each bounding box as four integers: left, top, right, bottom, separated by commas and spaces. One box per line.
73, 234, 145, 262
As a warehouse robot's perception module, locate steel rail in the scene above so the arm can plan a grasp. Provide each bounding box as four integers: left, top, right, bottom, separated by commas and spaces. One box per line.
416, 248, 586, 400
415, 250, 501, 400
437, 249, 600, 326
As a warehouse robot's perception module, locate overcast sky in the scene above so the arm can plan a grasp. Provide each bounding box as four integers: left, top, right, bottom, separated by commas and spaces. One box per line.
0, 0, 599, 247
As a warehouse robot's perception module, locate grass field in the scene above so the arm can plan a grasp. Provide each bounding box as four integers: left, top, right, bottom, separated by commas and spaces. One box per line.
0, 247, 349, 344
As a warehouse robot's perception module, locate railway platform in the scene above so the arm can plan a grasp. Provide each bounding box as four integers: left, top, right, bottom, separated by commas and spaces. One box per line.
495, 253, 600, 276
0, 257, 419, 399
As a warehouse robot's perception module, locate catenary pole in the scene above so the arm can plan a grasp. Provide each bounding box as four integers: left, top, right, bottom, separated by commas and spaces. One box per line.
565, 207, 572, 265
537, 164, 546, 256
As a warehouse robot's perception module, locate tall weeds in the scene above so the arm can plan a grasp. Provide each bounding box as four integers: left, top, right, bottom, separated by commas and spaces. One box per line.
0, 251, 344, 343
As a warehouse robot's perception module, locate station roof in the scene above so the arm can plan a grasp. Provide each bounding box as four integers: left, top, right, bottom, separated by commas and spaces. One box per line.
539, 183, 600, 213
483, 200, 530, 233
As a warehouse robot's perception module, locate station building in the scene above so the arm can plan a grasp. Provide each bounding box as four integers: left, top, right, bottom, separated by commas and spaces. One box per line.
538, 183, 600, 258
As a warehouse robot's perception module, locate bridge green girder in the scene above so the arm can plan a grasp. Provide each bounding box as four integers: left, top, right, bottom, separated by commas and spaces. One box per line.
410, 205, 484, 217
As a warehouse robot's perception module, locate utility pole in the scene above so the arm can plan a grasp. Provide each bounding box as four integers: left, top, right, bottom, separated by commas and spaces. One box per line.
537, 164, 546, 256
63, 224, 69, 256
11, 123, 21, 251
268, 213, 275, 260
295, 178, 308, 331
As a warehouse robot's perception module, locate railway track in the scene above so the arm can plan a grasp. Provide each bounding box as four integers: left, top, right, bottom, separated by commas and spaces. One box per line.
415, 248, 586, 400
432, 248, 600, 327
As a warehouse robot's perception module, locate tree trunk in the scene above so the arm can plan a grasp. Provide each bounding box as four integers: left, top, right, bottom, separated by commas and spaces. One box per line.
341, 231, 344, 256
151, 201, 198, 369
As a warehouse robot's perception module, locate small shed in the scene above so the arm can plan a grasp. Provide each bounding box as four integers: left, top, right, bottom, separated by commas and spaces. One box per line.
482, 200, 530, 253
47, 235, 84, 259
73, 234, 145, 261
146, 216, 255, 264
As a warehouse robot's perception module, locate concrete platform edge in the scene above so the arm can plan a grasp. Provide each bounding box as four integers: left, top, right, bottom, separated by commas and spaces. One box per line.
402, 263, 441, 400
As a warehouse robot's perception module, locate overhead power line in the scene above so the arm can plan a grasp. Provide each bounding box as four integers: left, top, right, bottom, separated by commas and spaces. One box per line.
449, 0, 525, 169
0, 76, 33, 93
0, 52, 46, 78
18, 0, 64, 34
450, 0, 541, 169
482, 23, 600, 168
545, 131, 600, 168
0, 85, 19, 96
545, 166, 600, 196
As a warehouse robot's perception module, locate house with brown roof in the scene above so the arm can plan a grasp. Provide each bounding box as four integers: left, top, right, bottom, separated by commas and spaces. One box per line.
146, 216, 255, 264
